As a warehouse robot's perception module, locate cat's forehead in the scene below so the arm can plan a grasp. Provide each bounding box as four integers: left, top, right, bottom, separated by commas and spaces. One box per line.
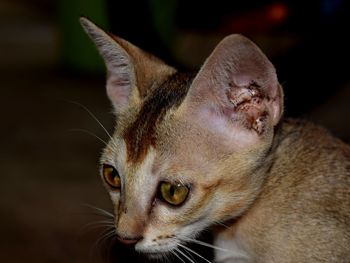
121, 72, 194, 164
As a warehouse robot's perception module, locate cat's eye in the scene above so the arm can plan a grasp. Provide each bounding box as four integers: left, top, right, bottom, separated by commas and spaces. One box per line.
102, 164, 121, 188
159, 182, 189, 206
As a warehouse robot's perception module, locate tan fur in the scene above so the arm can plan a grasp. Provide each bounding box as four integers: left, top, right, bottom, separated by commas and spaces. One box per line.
81, 18, 350, 262
211, 120, 350, 262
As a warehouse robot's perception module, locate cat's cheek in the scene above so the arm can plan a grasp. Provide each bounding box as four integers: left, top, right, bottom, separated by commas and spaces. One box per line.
108, 191, 120, 215
209, 190, 255, 224
177, 218, 213, 239
108, 191, 120, 202
150, 199, 212, 240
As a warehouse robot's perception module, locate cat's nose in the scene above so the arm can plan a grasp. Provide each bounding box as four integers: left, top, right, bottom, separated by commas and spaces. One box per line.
116, 235, 143, 245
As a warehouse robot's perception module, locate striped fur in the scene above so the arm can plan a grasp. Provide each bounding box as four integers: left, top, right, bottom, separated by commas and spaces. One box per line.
123, 72, 194, 163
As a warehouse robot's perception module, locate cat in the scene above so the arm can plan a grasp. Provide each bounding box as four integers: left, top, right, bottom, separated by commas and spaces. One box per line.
80, 17, 350, 262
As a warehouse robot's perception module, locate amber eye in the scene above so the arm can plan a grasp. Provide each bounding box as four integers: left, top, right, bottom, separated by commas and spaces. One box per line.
102, 164, 121, 188
159, 182, 189, 206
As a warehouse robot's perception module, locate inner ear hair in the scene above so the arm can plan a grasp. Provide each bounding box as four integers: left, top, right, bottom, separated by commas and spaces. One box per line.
80, 17, 176, 113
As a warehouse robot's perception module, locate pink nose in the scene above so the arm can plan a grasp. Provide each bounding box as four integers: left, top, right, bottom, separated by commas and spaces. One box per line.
116, 235, 142, 245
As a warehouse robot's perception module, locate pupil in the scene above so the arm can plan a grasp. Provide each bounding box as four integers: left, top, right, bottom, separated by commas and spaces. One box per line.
110, 168, 118, 179
169, 185, 175, 196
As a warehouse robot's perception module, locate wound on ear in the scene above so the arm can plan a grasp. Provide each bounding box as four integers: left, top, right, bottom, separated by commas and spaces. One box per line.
226, 81, 268, 134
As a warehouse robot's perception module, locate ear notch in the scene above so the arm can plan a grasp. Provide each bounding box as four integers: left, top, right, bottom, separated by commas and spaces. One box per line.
185, 34, 283, 136
80, 17, 175, 112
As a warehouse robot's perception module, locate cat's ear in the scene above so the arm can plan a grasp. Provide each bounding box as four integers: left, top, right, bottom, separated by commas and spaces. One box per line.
80, 17, 175, 112
181, 34, 283, 145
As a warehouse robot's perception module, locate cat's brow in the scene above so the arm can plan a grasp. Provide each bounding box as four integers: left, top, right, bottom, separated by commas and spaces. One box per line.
123, 72, 194, 164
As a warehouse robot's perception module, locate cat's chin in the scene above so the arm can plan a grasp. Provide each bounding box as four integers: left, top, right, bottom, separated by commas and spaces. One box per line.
143, 251, 171, 260
136, 243, 177, 260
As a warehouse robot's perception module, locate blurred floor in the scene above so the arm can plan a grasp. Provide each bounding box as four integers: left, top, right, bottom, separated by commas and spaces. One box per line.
0, 1, 349, 263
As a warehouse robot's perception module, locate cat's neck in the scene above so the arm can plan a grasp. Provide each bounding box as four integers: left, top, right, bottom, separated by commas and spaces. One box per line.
265, 118, 350, 190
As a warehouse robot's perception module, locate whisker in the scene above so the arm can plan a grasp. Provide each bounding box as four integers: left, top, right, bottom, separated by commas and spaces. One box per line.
183, 237, 249, 260
183, 249, 196, 262
84, 220, 115, 227
175, 247, 196, 263
71, 210, 111, 220
105, 235, 117, 263
81, 204, 115, 219
69, 128, 108, 146
84, 219, 115, 225
180, 237, 234, 254
74, 210, 112, 219
67, 100, 117, 147
171, 250, 186, 263
68, 101, 113, 138
214, 221, 230, 229
91, 228, 116, 251
164, 250, 172, 263
80, 220, 115, 233
178, 243, 212, 263
81, 224, 115, 234
81, 205, 114, 262
176, 243, 196, 262
88, 227, 115, 261
98, 227, 116, 240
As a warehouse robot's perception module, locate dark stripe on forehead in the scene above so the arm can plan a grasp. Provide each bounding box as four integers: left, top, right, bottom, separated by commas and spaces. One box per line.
123, 71, 194, 163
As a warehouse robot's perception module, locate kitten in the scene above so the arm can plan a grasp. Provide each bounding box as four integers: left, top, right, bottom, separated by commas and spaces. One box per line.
80, 17, 350, 262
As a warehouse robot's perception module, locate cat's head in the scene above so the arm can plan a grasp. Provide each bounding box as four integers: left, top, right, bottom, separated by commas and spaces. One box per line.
80, 17, 283, 257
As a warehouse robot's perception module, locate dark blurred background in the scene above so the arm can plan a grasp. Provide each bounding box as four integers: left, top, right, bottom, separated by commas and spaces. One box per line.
1, 0, 349, 262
